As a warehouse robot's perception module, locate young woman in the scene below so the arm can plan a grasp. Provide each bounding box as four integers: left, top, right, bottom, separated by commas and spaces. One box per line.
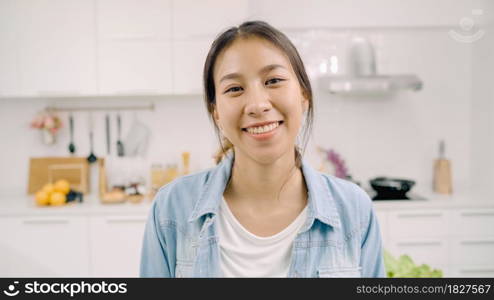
140, 21, 385, 278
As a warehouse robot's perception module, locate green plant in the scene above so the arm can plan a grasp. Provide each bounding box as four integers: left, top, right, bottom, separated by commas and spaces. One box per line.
384, 250, 443, 278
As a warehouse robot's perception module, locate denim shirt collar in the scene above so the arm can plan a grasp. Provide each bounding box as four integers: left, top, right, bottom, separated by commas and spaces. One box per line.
188, 151, 341, 229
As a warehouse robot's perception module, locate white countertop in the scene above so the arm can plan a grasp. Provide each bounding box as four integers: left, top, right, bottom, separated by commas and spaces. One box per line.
0, 191, 493, 217
372, 191, 494, 210
0, 193, 153, 217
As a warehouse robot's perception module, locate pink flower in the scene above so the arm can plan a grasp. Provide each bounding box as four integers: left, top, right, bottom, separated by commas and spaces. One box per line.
30, 115, 44, 129
30, 112, 63, 133
44, 116, 55, 129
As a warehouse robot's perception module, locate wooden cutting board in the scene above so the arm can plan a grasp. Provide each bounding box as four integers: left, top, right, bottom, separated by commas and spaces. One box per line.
28, 157, 90, 194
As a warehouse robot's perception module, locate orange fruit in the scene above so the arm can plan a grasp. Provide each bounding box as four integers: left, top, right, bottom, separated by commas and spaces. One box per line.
49, 192, 66, 206
42, 183, 55, 194
54, 179, 70, 194
35, 190, 50, 206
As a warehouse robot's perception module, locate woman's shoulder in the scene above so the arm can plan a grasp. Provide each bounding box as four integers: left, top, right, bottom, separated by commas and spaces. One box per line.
318, 172, 373, 217
314, 172, 375, 241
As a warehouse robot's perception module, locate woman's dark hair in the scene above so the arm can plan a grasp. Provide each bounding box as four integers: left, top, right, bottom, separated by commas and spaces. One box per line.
203, 21, 314, 166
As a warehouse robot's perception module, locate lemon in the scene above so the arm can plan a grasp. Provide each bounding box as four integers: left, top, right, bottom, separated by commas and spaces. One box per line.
54, 179, 70, 194
49, 192, 66, 206
42, 183, 55, 194
35, 190, 50, 206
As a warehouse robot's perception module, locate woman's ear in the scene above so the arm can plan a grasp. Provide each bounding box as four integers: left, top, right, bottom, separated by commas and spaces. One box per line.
301, 91, 309, 113
213, 108, 222, 130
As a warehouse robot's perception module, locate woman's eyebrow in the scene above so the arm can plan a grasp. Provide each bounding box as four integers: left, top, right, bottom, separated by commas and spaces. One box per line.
219, 72, 242, 84
219, 64, 287, 84
259, 64, 286, 74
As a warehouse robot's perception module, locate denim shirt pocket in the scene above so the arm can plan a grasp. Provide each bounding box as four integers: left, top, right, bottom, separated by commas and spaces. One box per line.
317, 266, 362, 278
175, 260, 194, 278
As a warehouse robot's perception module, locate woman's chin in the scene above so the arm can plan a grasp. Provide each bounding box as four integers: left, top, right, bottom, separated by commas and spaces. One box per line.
241, 147, 293, 166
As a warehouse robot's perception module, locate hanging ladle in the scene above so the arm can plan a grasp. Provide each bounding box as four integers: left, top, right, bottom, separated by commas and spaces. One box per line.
87, 113, 97, 164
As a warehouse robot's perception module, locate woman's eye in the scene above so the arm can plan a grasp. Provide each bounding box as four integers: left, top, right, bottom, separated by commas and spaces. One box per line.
225, 86, 243, 94
265, 78, 284, 85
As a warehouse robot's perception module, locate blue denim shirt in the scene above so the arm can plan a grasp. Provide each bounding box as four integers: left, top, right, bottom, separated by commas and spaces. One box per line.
140, 152, 385, 277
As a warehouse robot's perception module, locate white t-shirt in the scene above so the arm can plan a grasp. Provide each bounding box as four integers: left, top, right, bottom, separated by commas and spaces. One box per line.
217, 197, 308, 277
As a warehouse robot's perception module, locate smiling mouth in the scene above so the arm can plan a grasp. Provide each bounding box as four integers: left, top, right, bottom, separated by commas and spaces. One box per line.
241, 121, 283, 134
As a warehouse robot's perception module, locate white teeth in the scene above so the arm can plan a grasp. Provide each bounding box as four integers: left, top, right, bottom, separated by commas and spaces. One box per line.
246, 122, 280, 134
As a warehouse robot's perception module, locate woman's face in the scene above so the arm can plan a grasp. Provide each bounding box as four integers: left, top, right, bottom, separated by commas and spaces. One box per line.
213, 36, 309, 165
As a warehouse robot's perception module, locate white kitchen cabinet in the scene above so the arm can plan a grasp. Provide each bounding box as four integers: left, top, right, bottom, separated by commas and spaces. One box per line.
172, 39, 211, 94
374, 210, 389, 248
451, 267, 494, 278
387, 238, 449, 266
384, 209, 450, 273
0, 0, 20, 97
16, 0, 97, 96
375, 205, 494, 277
0, 213, 147, 277
96, 0, 173, 95
98, 40, 173, 95
172, 0, 249, 39
451, 209, 494, 237
388, 210, 450, 239
97, 0, 172, 40
0, 216, 90, 277
450, 238, 494, 266
89, 215, 147, 277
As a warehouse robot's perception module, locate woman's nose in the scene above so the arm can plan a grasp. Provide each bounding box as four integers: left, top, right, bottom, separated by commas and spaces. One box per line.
244, 84, 272, 116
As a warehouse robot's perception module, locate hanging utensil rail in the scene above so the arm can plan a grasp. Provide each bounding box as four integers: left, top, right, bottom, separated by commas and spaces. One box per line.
44, 103, 155, 112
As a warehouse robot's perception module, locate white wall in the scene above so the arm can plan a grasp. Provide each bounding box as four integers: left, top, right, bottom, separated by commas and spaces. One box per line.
471, 3, 494, 196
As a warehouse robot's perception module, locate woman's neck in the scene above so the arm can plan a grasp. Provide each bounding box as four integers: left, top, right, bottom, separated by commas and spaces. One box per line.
224, 148, 307, 209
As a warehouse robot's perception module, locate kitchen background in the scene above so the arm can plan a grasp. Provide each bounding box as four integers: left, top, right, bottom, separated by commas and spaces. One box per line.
0, 0, 493, 277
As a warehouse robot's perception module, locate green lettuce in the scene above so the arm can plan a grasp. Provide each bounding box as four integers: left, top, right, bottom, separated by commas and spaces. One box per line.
384, 250, 443, 278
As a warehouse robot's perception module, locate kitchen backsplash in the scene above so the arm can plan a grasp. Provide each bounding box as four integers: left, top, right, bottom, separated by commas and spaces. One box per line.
0, 28, 486, 198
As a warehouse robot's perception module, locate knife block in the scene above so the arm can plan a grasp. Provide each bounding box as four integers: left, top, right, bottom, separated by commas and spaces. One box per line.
433, 159, 452, 194
99, 158, 126, 203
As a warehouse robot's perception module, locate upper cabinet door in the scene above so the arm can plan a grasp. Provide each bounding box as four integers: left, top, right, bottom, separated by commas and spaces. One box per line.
97, 0, 172, 40
0, 0, 21, 97
171, 0, 249, 94
98, 40, 173, 95
97, 0, 173, 95
172, 0, 250, 39
172, 38, 210, 94
16, 0, 97, 96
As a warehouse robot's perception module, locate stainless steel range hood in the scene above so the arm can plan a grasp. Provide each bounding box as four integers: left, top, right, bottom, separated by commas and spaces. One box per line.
319, 37, 423, 95
320, 74, 423, 94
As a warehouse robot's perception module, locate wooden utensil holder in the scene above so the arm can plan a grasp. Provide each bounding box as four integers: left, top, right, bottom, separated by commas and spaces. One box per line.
433, 159, 452, 194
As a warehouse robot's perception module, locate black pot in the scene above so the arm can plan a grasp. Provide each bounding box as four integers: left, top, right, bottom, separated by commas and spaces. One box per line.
370, 177, 415, 200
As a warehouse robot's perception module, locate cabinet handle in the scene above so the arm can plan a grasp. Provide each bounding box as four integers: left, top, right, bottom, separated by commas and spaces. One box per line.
112, 89, 161, 96
106, 217, 147, 224
37, 90, 82, 96
23, 219, 69, 225
397, 213, 443, 218
103, 33, 156, 40
397, 241, 442, 247
460, 268, 494, 274
460, 240, 494, 246
460, 211, 494, 217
